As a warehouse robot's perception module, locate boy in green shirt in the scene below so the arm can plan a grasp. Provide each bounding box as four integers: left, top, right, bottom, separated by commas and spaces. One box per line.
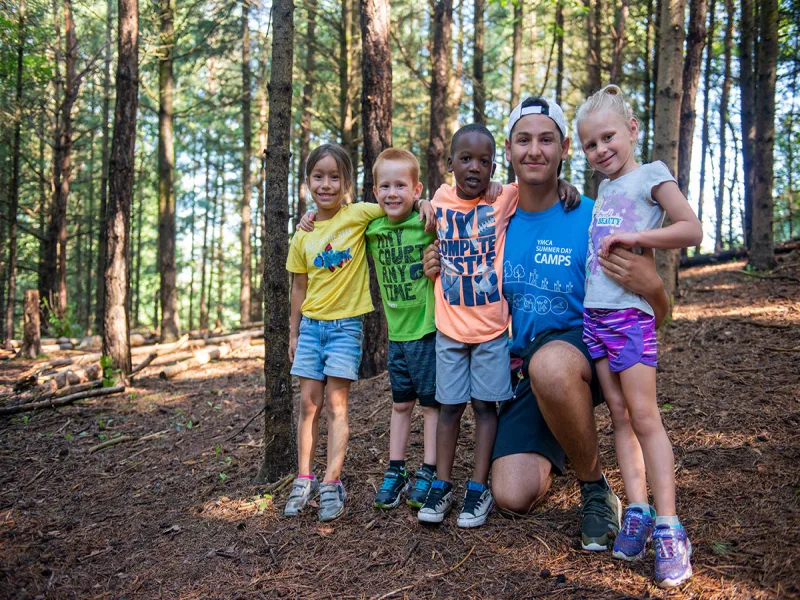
367, 148, 440, 509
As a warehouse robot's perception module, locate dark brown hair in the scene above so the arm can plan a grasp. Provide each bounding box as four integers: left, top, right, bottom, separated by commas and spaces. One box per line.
305, 143, 355, 203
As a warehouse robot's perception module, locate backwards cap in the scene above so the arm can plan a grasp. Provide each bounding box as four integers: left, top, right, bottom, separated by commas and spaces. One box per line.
507, 97, 568, 140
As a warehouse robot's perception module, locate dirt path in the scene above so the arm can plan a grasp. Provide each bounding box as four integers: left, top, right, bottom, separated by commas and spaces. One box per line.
1, 253, 798, 599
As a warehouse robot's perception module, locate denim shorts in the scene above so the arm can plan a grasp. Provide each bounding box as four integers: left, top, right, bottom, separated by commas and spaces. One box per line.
290, 315, 364, 381
435, 330, 513, 404
388, 332, 438, 407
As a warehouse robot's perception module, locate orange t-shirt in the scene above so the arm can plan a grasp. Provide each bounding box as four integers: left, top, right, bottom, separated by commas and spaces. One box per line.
432, 183, 518, 343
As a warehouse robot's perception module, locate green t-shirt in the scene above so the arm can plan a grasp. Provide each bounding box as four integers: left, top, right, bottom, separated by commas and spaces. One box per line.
366, 214, 436, 342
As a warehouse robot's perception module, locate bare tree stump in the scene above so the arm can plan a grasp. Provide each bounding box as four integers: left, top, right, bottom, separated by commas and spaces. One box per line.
20, 290, 42, 359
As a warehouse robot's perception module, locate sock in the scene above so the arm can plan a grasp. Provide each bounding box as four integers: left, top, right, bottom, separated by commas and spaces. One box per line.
466, 480, 486, 492
298, 473, 315, 480
422, 463, 436, 474
389, 459, 406, 474
431, 479, 453, 492
655, 515, 682, 528
580, 475, 608, 490
628, 502, 655, 517
323, 479, 341, 485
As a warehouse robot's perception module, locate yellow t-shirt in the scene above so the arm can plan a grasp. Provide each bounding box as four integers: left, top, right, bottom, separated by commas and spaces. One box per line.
286, 203, 385, 320
432, 183, 518, 343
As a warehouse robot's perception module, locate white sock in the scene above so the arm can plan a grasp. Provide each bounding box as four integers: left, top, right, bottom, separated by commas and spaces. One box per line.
655, 515, 682, 528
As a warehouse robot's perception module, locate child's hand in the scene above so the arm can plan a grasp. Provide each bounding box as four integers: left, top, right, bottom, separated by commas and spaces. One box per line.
558, 179, 581, 211
417, 199, 437, 232
297, 210, 316, 232
288, 334, 299, 362
423, 240, 441, 280
601, 232, 639, 257
485, 182, 503, 204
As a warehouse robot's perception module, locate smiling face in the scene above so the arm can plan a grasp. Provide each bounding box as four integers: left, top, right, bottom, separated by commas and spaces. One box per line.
447, 131, 497, 200
307, 153, 344, 219
578, 109, 639, 179
373, 159, 423, 222
505, 113, 570, 187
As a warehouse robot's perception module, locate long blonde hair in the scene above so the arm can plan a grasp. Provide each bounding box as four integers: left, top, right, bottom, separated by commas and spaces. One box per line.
575, 85, 636, 132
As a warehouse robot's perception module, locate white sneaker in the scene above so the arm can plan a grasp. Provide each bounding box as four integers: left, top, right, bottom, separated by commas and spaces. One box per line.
418, 480, 454, 524
284, 477, 319, 517
318, 481, 347, 522
457, 481, 494, 528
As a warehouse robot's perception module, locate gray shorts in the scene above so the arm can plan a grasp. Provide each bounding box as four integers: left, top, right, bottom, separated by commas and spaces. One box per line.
435, 330, 513, 404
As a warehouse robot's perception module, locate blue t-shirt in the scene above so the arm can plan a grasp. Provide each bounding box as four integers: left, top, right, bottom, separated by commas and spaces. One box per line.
502, 196, 594, 356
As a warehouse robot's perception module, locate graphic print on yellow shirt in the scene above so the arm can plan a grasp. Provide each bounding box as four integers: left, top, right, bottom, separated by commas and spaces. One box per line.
286, 202, 384, 320
432, 184, 517, 343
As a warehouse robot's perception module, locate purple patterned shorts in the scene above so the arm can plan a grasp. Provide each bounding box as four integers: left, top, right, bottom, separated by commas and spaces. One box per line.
582, 308, 657, 372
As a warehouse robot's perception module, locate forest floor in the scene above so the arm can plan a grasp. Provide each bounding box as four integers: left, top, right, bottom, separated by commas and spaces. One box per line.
1, 253, 799, 600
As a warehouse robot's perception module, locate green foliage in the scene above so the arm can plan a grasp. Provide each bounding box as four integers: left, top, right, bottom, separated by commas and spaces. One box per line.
46, 303, 80, 338
100, 355, 118, 387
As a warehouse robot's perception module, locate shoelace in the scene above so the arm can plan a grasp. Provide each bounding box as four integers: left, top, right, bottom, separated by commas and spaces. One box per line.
582, 492, 611, 519
424, 486, 447, 507
462, 489, 484, 514
380, 475, 400, 491
622, 511, 644, 537
413, 476, 432, 492
655, 530, 677, 559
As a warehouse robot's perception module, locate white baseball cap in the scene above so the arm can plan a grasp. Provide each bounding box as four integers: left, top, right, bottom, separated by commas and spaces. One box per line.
507, 97, 568, 140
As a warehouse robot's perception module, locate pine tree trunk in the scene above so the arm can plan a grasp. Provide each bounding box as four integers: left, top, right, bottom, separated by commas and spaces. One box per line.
5, 0, 25, 344
133, 157, 143, 328
216, 173, 226, 329
255, 36, 268, 324
715, 0, 733, 252
239, 0, 252, 326
609, 0, 629, 84
84, 88, 97, 332
447, 0, 463, 143
555, 0, 564, 104
297, 0, 317, 227
749, 0, 778, 270
257, 0, 295, 484
360, 0, 392, 378
188, 174, 197, 332
21, 290, 42, 359
427, 0, 452, 193
583, 0, 605, 198
339, 0, 358, 169
739, 0, 756, 248
103, 0, 138, 382
507, 0, 522, 182
641, 0, 654, 160
472, 0, 485, 124
200, 146, 211, 331
696, 0, 715, 255
158, 0, 179, 341
95, 0, 113, 335
651, 0, 685, 305
677, 0, 708, 197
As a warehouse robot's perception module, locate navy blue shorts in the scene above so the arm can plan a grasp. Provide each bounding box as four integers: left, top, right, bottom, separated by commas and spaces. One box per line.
387, 332, 438, 408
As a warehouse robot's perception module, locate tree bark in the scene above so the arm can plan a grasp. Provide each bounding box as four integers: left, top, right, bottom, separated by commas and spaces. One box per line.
339, 0, 358, 169
507, 0, 522, 182
257, 0, 295, 484
651, 0, 685, 305
132, 156, 144, 328
583, 0, 605, 198
555, 0, 564, 104
641, 0, 654, 161
472, 0, 485, 124
677, 0, 708, 198
749, 0, 778, 270
95, 0, 113, 335
5, 0, 25, 345
360, 0, 392, 378
200, 146, 211, 331
695, 0, 715, 255
447, 0, 464, 143
158, 0, 179, 341
609, 0, 629, 84
21, 290, 42, 360
216, 172, 226, 329
427, 0, 452, 194
715, 0, 733, 252
84, 87, 97, 332
739, 0, 756, 248
103, 0, 138, 383
239, 0, 252, 326
297, 0, 317, 228
255, 34, 269, 324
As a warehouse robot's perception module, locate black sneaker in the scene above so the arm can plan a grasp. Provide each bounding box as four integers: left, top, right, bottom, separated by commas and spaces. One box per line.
417, 480, 453, 524
580, 475, 622, 551
373, 466, 411, 509
457, 481, 494, 528
407, 466, 436, 509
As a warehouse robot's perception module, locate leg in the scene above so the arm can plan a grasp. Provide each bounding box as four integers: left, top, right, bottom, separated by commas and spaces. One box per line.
389, 400, 415, 461
297, 377, 325, 476
491, 452, 553, 513
436, 403, 467, 483
421, 405, 439, 466
322, 376, 352, 482
470, 399, 497, 485
619, 364, 676, 516
529, 341, 601, 482
595, 358, 648, 505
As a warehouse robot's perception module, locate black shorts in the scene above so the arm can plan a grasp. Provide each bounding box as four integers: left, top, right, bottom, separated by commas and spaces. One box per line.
387, 332, 438, 408
491, 328, 604, 475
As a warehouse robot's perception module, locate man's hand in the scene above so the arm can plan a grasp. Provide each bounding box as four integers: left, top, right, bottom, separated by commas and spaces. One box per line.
288, 333, 299, 362
485, 182, 503, 204
598, 246, 668, 327
423, 240, 441, 280
558, 179, 581, 211
417, 199, 437, 232
601, 231, 639, 257
298, 210, 316, 232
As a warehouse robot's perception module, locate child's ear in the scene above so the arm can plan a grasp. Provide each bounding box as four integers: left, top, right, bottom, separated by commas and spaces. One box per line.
414, 181, 424, 197
490, 162, 497, 177
446, 156, 453, 173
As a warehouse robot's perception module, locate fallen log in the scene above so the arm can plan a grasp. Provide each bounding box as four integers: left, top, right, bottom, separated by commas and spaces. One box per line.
28, 363, 103, 397
680, 240, 799, 268
159, 344, 231, 379
130, 334, 194, 356
129, 352, 157, 378
16, 352, 103, 387
0, 385, 125, 416
205, 329, 263, 348
40, 342, 75, 353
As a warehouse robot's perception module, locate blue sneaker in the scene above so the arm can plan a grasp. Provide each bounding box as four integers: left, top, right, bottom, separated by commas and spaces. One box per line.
373, 466, 411, 509
654, 524, 693, 588
407, 466, 435, 509
613, 507, 655, 561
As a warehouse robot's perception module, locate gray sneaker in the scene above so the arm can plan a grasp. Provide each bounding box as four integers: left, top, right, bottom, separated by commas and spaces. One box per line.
580, 474, 622, 551
284, 477, 319, 517
318, 481, 347, 522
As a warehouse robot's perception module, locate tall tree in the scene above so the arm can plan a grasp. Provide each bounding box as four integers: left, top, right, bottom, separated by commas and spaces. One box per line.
447, 0, 464, 141
297, 0, 317, 228
427, 0, 452, 193
695, 0, 715, 255
641, 0, 655, 160
472, 0, 485, 124
583, 0, 605, 198
103, 0, 138, 382
749, 0, 778, 269
360, 0, 392, 378
609, 0, 629, 84
257, 0, 295, 483
216, 171, 226, 329
739, 0, 756, 248
677, 0, 708, 198
200, 147, 212, 331
239, 0, 252, 326
715, 0, 733, 252
158, 0, 179, 341
555, 0, 564, 104
339, 0, 358, 169
5, 0, 25, 344
651, 0, 685, 303
507, 0, 522, 182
